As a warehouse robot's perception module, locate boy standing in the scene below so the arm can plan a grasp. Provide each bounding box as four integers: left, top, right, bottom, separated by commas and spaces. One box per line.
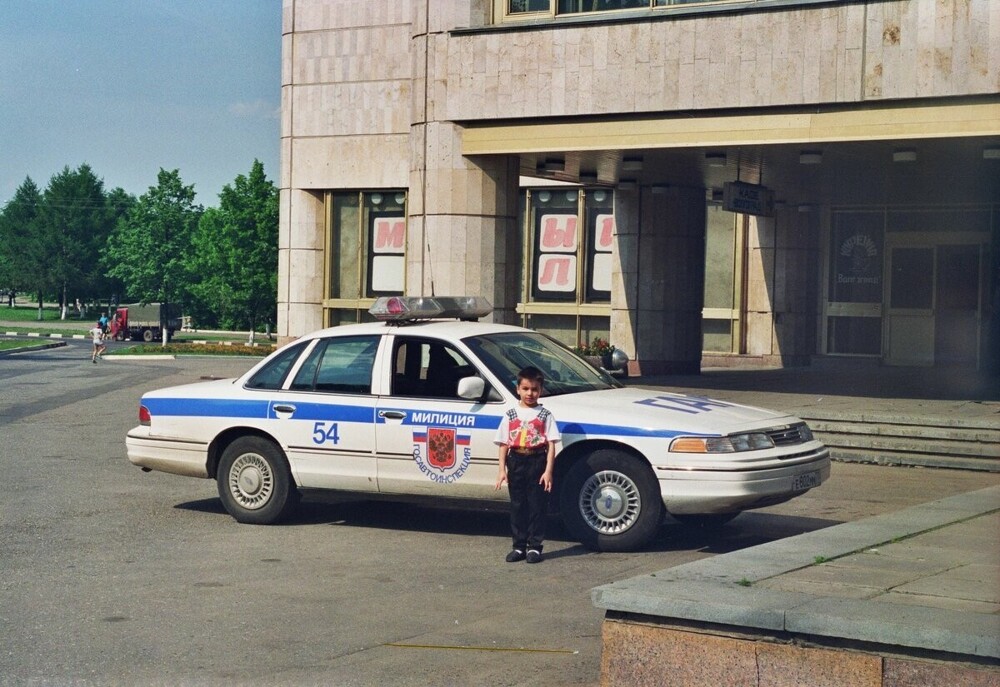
494, 366, 561, 564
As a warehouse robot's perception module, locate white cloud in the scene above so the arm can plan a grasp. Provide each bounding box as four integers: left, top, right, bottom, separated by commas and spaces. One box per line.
228, 100, 279, 120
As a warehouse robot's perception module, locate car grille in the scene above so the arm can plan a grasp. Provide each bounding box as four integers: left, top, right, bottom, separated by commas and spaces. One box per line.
766, 423, 810, 446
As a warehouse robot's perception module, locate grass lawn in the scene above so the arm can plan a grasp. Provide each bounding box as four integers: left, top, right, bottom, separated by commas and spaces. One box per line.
0, 339, 42, 352
0, 304, 80, 322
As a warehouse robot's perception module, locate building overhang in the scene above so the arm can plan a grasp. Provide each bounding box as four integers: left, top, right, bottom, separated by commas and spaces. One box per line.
461, 100, 1000, 155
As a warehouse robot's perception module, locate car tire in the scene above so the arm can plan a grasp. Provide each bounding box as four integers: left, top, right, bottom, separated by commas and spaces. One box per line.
670, 513, 739, 530
142, 328, 154, 343
559, 449, 662, 552
217, 436, 296, 524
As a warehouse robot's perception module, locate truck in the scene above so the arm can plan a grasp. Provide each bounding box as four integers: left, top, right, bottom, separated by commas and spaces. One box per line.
110, 303, 182, 343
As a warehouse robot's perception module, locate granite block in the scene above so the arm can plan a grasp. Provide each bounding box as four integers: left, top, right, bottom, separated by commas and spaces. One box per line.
600, 622, 757, 687
756, 642, 882, 687
882, 656, 1000, 687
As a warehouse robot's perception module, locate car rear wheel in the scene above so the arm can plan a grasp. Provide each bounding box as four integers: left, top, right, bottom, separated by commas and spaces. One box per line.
217, 436, 296, 524
559, 449, 662, 552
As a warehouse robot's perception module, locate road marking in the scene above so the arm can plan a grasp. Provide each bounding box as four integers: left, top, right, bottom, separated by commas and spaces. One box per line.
386, 642, 577, 654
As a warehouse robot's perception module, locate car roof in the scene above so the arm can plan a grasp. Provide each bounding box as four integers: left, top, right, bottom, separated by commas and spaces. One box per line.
299, 318, 531, 342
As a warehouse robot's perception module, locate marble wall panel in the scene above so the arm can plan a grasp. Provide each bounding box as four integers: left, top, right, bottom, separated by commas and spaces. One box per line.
289, 135, 409, 190
286, 247, 325, 305
291, 81, 410, 138
291, 0, 411, 33
286, 189, 325, 251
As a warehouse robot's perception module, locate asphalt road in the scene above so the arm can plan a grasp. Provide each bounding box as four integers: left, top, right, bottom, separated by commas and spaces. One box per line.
1, 342, 995, 686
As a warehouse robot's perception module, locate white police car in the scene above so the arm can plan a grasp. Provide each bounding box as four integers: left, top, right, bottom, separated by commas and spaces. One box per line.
126, 296, 830, 552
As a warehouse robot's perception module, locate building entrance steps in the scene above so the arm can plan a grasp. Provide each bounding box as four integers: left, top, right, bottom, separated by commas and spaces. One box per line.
629, 362, 1000, 472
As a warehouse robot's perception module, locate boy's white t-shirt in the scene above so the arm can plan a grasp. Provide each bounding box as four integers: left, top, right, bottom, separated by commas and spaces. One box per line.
493, 404, 561, 449
90, 326, 104, 343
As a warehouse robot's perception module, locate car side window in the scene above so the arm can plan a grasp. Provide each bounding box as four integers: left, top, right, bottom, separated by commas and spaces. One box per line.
289, 336, 379, 394
390, 338, 481, 400
245, 341, 308, 390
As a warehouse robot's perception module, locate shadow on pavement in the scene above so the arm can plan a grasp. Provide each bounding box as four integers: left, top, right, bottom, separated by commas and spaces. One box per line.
175, 496, 842, 555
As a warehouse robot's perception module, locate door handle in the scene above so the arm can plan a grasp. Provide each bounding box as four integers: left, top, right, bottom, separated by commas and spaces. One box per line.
273, 404, 296, 414
379, 410, 406, 420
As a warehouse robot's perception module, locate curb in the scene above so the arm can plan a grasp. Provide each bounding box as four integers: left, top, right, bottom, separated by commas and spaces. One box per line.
0, 341, 68, 356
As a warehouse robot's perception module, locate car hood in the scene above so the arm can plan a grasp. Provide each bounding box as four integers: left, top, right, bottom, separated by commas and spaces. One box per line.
543, 386, 801, 438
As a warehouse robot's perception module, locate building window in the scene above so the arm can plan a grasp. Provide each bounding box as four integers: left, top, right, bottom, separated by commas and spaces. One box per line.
325, 190, 407, 326
498, 0, 750, 21
519, 188, 613, 348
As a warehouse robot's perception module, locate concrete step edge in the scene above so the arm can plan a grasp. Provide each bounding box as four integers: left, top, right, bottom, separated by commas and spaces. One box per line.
817, 433, 1000, 458
809, 420, 1000, 443
799, 410, 1000, 431
830, 448, 1000, 472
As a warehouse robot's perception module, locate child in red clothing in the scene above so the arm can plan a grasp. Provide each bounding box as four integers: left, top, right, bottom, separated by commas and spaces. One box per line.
494, 366, 561, 564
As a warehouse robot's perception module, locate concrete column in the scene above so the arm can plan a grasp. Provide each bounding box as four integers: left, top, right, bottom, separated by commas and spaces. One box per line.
407, 121, 520, 323
410, 8, 520, 323
277, 188, 326, 343
615, 186, 706, 375
745, 206, 819, 365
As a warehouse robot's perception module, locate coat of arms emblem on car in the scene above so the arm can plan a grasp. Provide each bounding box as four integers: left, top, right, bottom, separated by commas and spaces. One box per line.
413, 427, 472, 483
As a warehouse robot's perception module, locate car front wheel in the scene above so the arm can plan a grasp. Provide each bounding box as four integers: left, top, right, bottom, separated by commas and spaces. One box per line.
217, 436, 296, 524
559, 449, 662, 552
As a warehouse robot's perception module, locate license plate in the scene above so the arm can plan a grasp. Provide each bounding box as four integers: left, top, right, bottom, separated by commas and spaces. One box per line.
792, 470, 821, 491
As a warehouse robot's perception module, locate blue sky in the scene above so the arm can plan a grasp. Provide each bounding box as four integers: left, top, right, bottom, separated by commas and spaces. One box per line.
0, 0, 281, 206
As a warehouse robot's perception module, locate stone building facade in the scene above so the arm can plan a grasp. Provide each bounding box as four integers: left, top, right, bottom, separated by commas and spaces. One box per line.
279, 0, 1000, 374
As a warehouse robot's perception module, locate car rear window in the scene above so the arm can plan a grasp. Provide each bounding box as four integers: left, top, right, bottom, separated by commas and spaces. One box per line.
245, 341, 308, 390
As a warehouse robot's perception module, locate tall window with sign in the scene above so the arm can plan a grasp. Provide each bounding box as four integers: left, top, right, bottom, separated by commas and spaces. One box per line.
824, 211, 884, 355
521, 188, 612, 348
326, 191, 407, 326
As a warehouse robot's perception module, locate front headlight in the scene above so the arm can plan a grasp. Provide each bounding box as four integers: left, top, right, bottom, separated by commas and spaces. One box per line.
669, 432, 776, 453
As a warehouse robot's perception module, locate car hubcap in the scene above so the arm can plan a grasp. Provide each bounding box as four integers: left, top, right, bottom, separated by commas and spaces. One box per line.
228, 453, 273, 509
579, 470, 641, 535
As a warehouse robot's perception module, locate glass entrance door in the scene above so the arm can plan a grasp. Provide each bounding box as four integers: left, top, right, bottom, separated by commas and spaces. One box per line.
886, 247, 935, 366
885, 244, 983, 367
935, 245, 981, 366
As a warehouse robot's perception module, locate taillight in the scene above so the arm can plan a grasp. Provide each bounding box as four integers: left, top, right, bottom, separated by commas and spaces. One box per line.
139, 405, 151, 426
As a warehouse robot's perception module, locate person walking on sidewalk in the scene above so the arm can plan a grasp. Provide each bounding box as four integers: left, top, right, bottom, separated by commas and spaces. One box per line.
494, 366, 561, 564
89, 321, 106, 363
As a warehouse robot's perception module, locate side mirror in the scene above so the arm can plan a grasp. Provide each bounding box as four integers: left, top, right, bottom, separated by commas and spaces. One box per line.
457, 376, 486, 400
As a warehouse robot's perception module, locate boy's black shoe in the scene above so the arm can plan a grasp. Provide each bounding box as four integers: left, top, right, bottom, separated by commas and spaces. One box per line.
526, 550, 543, 564
505, 549, 526, 563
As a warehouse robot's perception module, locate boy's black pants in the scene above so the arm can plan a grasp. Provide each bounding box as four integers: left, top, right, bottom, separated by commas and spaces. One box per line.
507, 451, 547, 551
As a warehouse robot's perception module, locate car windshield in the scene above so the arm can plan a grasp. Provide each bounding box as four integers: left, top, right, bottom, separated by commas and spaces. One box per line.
463, 331, 621, 397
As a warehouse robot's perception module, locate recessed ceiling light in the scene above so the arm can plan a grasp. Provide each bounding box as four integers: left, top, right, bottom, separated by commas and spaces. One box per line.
622, 156, 643, 172
706, 152, 727, 167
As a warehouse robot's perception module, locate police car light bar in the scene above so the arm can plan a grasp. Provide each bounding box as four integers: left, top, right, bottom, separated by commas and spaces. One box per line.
369, 296, 493, 322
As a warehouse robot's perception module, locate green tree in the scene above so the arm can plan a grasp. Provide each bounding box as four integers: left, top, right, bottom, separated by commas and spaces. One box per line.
35, 164, 114, 318
105, 169, 202, 344
99, 187, 137, 306
0, 177, 42, 309
189, 160, 277, 341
